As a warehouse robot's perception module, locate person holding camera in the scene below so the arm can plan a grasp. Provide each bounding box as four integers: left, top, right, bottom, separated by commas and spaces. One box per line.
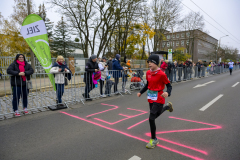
83, 54, 99, 101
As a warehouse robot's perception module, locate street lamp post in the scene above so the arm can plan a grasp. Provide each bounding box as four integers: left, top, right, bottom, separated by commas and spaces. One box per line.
27, 0, 35, 71
216, 35, 228, 63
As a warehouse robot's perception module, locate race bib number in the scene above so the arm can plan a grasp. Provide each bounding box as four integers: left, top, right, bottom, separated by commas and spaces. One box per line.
147, 90, 158, 101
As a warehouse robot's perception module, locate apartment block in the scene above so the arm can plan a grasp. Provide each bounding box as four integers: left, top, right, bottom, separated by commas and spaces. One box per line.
155, 29, 218, 62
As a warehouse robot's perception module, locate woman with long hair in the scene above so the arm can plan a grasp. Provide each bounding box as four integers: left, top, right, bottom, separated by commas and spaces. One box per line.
7, 54, 34, 116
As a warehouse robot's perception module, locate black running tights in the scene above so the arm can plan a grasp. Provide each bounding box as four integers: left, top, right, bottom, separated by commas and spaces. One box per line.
149, 103, 169, 139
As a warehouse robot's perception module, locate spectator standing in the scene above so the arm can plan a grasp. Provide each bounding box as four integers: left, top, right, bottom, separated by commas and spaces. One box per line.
167, 61, 173, 83
98, 57, 108, 98
196, 60, 202, 78
97, 57, 101, 63
210, 61, 215, 74
50, 56, 72, 105
173, 61, 178, 82
112, 54, 123, 94
105, 76, 114, 96
160, 59, 168, 72
7, 54, 34, 116
107, 57, 113, 71
83, 55, 99, 101
126, 60, 132, 73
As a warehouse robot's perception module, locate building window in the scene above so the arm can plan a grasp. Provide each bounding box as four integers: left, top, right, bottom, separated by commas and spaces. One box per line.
167, 42, 170, 47
176, 41, 179, 46
186, 32, 190, 37
173, 41, 175, 46
186, 40, 189, 45
181, 40, 184, 46
172, 34, 175, 38
162, 42, 165, 47
181, 33, 184, 38
167, 35, 170, 39
176, 34, 179, 38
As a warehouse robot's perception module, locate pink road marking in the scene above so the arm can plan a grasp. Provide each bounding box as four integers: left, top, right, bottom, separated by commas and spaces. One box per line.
156, 137, 208, 155
94, 117, 129, 125
94, 108, 148, 125
169, 116, 222, 128
127, 108, 148, 113
86, 103, 118, 117
153, 116, 221, 134
60, 111, 204, 160
118, 114, 132, 118
154, 127, 220, 134
127, 118, 149, 130
145, 116, 222, 156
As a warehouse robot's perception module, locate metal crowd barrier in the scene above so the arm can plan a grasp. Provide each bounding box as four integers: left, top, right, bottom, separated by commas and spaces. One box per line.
0, 69, 148, 120
166, 64, 240, 83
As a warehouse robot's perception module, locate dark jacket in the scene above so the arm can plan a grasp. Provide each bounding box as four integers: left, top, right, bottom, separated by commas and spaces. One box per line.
112, 58, 123, 78
185, 60, 192, 67
107, 60, 113, 70
196, 62, 202, 70
84, 57, 99, 83
7, 54, 34, 86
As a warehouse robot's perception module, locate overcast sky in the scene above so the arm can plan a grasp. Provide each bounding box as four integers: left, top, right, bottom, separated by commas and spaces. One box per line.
1, 0, 240, 53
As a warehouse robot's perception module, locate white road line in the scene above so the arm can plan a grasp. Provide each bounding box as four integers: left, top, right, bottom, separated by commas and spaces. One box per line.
199, 94, 224, 111
128, 155, 141, 160
193, 81, 215, 88
232, 82, 239, 87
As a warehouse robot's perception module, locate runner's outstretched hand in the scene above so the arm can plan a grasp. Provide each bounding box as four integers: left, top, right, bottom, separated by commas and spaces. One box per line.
161, 92, 168, 98
137, 93, 141, 97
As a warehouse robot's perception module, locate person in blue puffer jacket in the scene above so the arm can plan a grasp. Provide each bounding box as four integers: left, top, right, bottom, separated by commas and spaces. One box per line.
112, 54, 123, 94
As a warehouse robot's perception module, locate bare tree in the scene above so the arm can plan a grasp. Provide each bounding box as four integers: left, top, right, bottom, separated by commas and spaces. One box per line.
219, 45, 239, 61
49, 0, 142, 58
152, 0, 182, 52
102, 0, 144, 58
11, 0, 35, 28
179, 11, 207, 62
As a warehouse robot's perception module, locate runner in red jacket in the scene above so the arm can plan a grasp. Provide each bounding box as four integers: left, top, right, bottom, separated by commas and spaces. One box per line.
137, 54, 173, 149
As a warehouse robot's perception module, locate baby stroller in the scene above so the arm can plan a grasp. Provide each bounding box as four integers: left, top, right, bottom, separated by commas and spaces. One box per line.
130, 69, 145, 90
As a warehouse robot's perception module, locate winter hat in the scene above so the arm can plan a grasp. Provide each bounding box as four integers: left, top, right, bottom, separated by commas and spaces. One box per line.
102, 56, 107, 60
116, 54, 121, 60
147, 54, 159, 65
91, 54, 97, 60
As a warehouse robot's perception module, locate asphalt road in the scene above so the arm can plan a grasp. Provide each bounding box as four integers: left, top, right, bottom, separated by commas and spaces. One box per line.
1, 70, 240, 160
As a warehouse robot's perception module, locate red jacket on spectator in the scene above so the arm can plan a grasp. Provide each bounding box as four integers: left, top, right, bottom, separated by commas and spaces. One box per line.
160, 61, 168, 72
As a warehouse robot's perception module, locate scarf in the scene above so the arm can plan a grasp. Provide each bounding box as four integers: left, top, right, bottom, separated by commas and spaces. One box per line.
150, 68, 161, 76
57, 61, 63, 66
57, 61, 66, 72
16, 60, 26, 81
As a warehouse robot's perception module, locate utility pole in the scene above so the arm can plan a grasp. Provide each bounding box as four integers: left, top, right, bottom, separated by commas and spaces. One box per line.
27, 0, 35, 71
217, 35, 228, 63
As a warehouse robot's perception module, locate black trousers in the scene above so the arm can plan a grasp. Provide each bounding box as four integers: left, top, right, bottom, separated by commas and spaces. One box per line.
84, 82, 95, 98
229, 68, 233, 75
149, 102, 169, 139
114, 77, 119, 92
99, 79, 105, 95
